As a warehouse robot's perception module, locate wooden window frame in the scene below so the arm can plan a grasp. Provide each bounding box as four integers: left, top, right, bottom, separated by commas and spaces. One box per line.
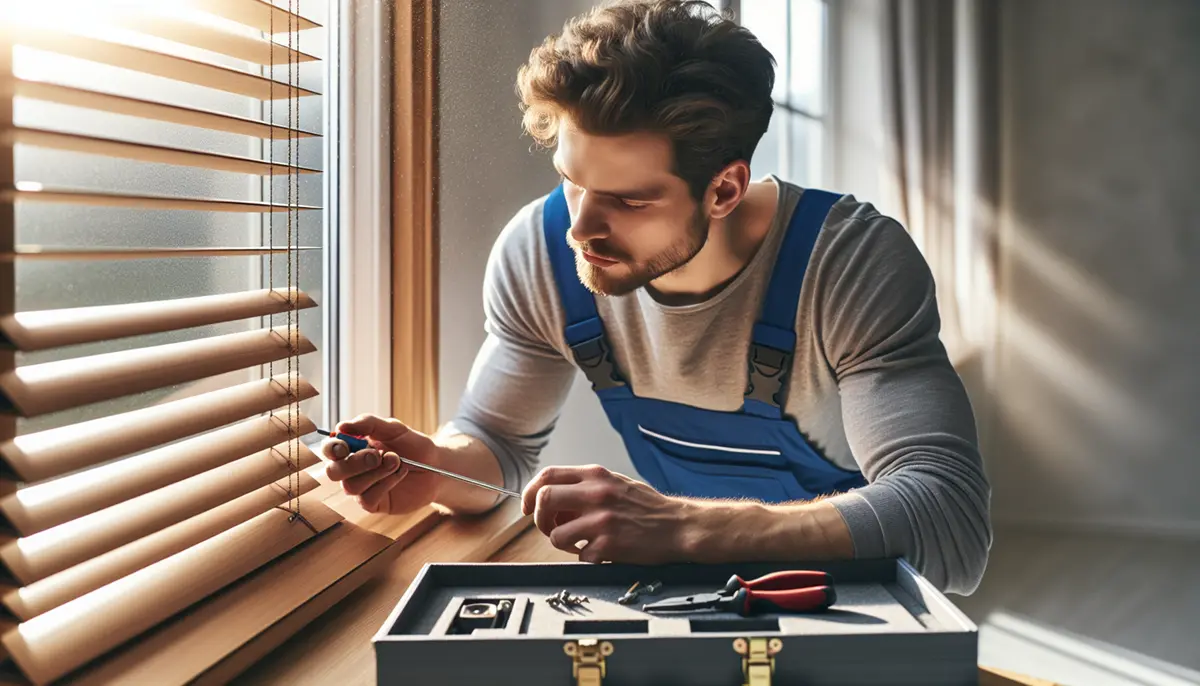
0, 1, 450, 682
391, 0, 439, 434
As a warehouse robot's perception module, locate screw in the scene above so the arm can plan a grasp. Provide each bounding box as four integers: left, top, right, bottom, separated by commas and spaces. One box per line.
618, 581, 641, 605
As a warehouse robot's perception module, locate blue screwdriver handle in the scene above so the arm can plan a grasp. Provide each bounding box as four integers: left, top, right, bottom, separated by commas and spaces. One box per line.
316, 428, 522, 499
317, 429, 370, 452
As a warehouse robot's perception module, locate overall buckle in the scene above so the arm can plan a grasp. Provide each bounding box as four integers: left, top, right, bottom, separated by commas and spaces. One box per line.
744, 342, 792, 408
571, 335, 626, 391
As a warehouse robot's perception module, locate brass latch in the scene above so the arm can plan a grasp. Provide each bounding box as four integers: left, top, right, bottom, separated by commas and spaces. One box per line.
733, 637, 782, 686
564, 638, 613, 686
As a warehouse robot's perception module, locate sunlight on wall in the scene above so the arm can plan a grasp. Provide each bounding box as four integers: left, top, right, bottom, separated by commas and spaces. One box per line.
1004, 222, 1150, 353
999, 309, 1162, 446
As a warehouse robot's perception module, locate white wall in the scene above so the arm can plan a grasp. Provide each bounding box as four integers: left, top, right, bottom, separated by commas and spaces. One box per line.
437, 0, 632, 474
988, 0, 1200, 535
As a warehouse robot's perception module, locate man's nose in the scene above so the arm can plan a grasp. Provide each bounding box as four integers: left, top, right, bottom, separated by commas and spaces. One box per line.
569, 194, 608, 241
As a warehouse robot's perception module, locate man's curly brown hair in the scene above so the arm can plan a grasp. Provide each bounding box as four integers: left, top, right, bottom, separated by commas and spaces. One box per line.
515, 0, 776, 201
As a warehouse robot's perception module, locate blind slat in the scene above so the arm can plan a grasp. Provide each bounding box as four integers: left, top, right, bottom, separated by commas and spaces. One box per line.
0, 413, 316, 536
4, 127, 321, 175
0, 439, 319, 585
0, 288, 316, 351
183, 0, 323, 33
10, 27, 320, 100
0, 0, 332, 680
1, 246, 321, 261
3, 472, 320, 621
110, 14, 320, 65
1, 494, 339, 686
9, 79, 320, 139
0, 326, 315, 417
3, 183, 321, 212
65, 522, 395, 686
0, 373, 315, 483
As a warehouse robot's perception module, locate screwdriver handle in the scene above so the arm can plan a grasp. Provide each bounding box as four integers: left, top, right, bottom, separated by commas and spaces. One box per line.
317, 429, 370, 453
731, 586, 837, 616
723, 570, 833, 594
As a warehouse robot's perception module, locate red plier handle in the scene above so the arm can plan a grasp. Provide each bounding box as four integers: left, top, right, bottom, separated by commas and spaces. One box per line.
727, 585, 836, 615
722, 570, 833, 594
642, 570, 838, 615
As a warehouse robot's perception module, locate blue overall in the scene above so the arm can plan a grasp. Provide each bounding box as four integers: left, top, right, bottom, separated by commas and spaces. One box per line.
543, 185, 868, 503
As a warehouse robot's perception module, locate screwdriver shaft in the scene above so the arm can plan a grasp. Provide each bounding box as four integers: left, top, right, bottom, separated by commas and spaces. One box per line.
398, 456, 521, 499
317, 428, 520, 499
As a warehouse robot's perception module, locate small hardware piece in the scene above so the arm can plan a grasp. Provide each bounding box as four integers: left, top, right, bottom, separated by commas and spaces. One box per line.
549, 590, 589, 608
451, 601, 499, 633
734, 637, 782, 686
490, 599, 513, 629
565, 638, 614, 686
619, 580, 661, 605
617, 581, 641, 605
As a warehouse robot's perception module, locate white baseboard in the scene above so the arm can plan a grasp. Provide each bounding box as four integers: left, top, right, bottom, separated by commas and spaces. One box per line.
980, 611, 1200, 686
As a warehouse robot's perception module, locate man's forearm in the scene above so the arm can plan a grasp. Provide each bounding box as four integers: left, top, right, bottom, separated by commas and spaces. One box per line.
678, 498, 855, 564
427, 429, 507, 516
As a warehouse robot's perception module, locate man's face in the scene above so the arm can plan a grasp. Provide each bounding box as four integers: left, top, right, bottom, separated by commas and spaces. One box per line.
554, 120, 708, 296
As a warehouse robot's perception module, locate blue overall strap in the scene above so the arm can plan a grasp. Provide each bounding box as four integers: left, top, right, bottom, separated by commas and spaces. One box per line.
744, 188, 842, 418
542, 185, 627, 392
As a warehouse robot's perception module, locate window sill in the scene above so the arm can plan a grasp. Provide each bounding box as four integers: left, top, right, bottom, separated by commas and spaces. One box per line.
232, 498, 531, 683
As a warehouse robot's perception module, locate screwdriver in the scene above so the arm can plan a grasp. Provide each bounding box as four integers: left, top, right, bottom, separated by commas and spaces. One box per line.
315, 428, 521, 499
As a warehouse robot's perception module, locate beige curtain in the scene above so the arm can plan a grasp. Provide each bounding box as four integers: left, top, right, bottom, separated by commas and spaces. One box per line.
881, 0, 999, 360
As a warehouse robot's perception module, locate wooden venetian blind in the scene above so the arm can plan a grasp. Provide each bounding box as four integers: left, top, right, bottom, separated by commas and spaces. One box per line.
0, 1, 387, 683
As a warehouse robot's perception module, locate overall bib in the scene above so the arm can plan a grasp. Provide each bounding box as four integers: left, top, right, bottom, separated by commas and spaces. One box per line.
543, 185, 868, 503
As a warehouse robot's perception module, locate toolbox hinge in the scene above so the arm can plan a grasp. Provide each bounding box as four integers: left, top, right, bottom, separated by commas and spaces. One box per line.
564, 638, 613, 686
734, 637, 782, 686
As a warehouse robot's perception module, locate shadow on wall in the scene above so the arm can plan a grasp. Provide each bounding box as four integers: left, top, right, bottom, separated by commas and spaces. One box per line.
955, 1, 1200, 682
986, 0, 1200, 536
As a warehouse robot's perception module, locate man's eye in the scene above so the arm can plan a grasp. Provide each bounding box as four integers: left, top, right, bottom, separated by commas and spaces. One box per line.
618, 199, 649, 210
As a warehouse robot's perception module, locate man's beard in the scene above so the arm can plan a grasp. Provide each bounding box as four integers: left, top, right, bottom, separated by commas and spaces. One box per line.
570, 208, 709, 297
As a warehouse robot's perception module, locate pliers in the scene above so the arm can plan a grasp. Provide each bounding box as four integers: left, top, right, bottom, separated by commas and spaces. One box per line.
641, 570, 836, 616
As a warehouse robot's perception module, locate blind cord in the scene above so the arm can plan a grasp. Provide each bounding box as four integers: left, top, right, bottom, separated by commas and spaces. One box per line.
287, 0, 301, 519
268, 2, 276, 419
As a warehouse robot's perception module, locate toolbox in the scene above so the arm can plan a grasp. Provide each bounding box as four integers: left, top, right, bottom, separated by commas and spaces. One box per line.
373, 558, 979, 685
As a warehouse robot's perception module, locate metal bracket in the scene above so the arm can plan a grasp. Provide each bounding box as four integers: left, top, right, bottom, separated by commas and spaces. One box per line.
564, 638, 613, 686
570, 335, 626, 391
744, 342, 792, 407
733, 637, 782, 686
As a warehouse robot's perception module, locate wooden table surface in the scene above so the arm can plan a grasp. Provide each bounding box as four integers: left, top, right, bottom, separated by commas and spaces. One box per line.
240, 503, 1055, 686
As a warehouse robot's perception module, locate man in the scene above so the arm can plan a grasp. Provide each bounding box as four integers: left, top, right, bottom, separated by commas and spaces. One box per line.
320, 0, 992, 594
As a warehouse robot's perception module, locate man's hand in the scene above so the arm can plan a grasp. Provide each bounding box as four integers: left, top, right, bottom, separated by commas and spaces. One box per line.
520, 464, 707, 564
318, 414, 444, 515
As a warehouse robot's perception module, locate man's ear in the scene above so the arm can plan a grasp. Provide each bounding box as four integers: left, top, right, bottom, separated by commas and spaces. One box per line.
706, 160, 752, 219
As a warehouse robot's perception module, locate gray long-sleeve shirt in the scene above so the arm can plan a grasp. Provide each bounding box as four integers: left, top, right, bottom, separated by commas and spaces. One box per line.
444, 176, 992, 595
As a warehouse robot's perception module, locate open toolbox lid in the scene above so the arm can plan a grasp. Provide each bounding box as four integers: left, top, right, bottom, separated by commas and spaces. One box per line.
374, 558, 979, 686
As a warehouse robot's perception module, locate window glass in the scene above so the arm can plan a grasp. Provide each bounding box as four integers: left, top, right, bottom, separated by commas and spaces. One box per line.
740, 0, 829, 188
788, 0, 826, 116
740, 0, 789, 104
10, 2, 329, 436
